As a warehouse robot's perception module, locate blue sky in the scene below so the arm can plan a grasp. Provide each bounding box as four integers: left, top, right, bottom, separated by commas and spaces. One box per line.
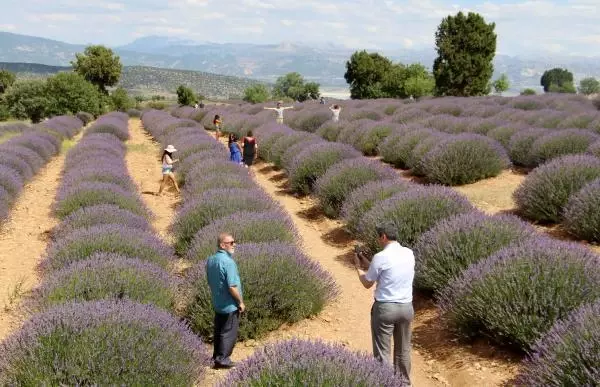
0, 0, 598, 57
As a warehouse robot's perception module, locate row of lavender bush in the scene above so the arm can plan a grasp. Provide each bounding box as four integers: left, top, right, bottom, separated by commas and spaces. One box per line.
190, 102, 600, 384
0, 112, 209, 386
0, 116, 84, 223
176, 94, 600, 187
143, 109, 413, 385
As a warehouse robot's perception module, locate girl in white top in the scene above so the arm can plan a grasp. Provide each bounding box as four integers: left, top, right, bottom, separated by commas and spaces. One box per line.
264, 102, 293, 124
157, 144, 180, 195
329, 104, 341, 122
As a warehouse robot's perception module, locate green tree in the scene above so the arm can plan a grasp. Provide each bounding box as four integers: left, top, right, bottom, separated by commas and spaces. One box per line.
176, 85, 196, 105
72, 45, 122, 94
345, 51, 393, 99
492, 74, 510, 94
110, 87, 134, 111
540, 68, 574, 93
383, 63, 435, 98
3, 80, 49, 123
433, 11, 497, 96
0, 70, 16, 94
45, 72, 102, 116
272, 72, 320, 102
578, 77, 600, 95
243, 84, 270, 104
521, 88, 537, 95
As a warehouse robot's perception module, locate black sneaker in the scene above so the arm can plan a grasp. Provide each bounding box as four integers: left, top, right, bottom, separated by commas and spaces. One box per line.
214, 361, 236, 369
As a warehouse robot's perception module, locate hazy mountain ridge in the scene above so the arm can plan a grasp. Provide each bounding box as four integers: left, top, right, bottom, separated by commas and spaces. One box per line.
1, 31, 600, 92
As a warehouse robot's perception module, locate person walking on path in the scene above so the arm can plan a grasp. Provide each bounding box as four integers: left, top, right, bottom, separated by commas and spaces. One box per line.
264, 102, 293, 124
228, 134, 243, 165
206, 232, 245, 369
157, 144, 180, 196
329, 104, 341, 122
213, 114, 222, 139
242, 130, 258, 168
354, 222, 415, 384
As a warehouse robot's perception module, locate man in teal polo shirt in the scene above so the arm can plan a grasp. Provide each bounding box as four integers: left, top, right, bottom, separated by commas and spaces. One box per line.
206, 232, 245, 369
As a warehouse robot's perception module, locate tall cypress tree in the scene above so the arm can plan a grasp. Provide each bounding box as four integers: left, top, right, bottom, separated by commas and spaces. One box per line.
433, 12, 497, 97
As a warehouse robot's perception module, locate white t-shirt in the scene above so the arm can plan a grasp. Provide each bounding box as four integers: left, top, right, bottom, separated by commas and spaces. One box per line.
330, 108, 340, 121
365, 241, 414, 303
162, 154, 173, 169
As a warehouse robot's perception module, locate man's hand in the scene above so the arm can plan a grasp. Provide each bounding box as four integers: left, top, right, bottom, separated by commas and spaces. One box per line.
238, 302, 246, 313
353, 253, 362, 268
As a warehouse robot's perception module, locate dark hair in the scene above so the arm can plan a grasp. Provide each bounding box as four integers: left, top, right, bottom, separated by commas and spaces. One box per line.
334, 104, 340, 109
161, 150, 172, 161
376, 222, 398, 241
214, 114, 220, 120
246, 130, 254, 137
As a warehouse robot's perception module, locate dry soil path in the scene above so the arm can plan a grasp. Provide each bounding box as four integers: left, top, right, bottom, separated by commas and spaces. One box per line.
0, 132, 83, 341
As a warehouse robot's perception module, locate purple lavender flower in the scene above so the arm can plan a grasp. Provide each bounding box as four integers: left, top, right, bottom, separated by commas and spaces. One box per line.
379, 128, 437, 168
529, 129, 599, 166
0, 165, 24, 198
218, 339, 408, 386
42, 224, 174, 272
563, 178, 600, 242
589, 140, 600, 158
0, 299, 209, 385
508, 128, 550, 167
437, 236, 600, 350
0, 153, 34, 181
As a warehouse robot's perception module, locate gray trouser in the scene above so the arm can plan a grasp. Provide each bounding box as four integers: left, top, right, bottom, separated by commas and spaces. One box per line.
213, 310, 239, 366
371, 301, 414, 383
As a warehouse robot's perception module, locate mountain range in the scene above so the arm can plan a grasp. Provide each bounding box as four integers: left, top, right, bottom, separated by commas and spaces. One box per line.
1, 31, 600, 93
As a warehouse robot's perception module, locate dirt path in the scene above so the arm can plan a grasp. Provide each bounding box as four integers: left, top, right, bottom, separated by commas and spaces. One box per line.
124, 119, 180, 241
0, 132, 83, 341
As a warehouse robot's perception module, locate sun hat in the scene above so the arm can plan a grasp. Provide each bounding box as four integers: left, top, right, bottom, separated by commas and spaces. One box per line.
164, 145, 177, 152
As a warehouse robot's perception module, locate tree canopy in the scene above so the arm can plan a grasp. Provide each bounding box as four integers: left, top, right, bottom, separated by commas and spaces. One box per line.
492, 74, 510, 94
72, 45, 122, 94
176, 85, 196, 106
110, 87, 135, 111
45, 72, 103, 116
433, 11, 497, 97
243, 84, 270, 104
540, 68, 574, 93
273, 72, 320, 102
0, 70, 16, 94
3, 80, 49, 123
578, 77, 600, 95
345, 51, 434, 99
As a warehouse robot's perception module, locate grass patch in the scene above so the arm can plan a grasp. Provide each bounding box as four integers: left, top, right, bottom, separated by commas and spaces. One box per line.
127, 143, 154, 153
60, 139, 77, 153
0, 132, 21, 144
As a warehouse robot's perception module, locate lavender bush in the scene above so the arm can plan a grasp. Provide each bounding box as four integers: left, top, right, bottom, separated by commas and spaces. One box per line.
438, 237, 600, 350
270, 131, 321, 168
341, 179, 412, 234
218, 339, 408, 387
33, 254, 177, 310
315, 158, 397, 218
414, 212, 536, 293
589, 140, 600, 158
75, 111, 94, 125
513, 154, 600, 222
54, 181, 148, 219
563, 178, 600, 242
42, 224, 174, 272
288, 142, 361, 195
183, 173, 255, 198
407, 132, 449, 177
508, 128, 549, 167
0, 153, 34, 180
186, 211, 297, 262
3, 145, 45, 173
316, 121, 344, 142
171, 188, 278, 253
183, 242, 338, 340
280, 137, 325, 171
0, 299, 208, 386
379, 128, 433, 168
85, 115, 129, 141
358, 186, 473, 253
423, 134, 510, 185
52, 204, 152, 240
515, 300, 600, 386
529, 129, 599, 166
486, 125, 522, 149
0, 165, 23, 198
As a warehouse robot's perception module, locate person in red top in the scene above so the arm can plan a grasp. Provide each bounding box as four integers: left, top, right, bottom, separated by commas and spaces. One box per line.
242, 130, 258, 167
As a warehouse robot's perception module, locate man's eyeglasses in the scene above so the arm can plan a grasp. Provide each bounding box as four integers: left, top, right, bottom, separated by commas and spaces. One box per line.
223, 240, 236, 245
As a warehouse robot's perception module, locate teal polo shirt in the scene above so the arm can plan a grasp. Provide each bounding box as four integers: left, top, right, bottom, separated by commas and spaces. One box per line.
205, 249, 242, 314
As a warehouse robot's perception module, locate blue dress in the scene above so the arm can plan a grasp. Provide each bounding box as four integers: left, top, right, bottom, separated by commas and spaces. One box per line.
229, 142, 242, 164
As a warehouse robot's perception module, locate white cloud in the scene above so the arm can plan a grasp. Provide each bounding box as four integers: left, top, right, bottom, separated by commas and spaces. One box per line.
29, 13, 78, 22
0, 24, 16, 31
280, 19, 295, 26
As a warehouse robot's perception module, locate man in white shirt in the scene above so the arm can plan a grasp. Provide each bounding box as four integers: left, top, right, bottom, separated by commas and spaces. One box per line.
354, 222, 415, 384
264, 102, 293, 124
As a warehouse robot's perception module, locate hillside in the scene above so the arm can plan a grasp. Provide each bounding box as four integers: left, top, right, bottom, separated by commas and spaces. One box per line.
0, 62, 266, 99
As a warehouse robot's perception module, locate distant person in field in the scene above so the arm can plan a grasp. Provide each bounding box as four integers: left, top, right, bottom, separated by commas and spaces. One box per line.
199, 100, 205, 108
329, 104, 341, 122
194, 102, 199, 109
213, 114, 222, 139
242, 130, 258, 168
228, 134, 243, 165
206, 232, 245, 369
157, 144, 180, 196
320, 97, 326, 104
354, 222, 415, 384
264, 102, 293, 124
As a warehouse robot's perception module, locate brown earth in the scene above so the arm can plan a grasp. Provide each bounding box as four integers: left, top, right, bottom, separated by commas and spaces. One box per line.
0, 132, 83, 341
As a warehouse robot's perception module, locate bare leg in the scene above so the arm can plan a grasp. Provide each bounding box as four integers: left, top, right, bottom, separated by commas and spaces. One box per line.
168, 173, 180, 193
157, 174, 168, 195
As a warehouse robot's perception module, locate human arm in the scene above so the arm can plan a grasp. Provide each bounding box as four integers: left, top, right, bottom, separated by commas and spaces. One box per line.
264, 107, 275, 110
353, 253, 375, 289
228, 286, 245, 313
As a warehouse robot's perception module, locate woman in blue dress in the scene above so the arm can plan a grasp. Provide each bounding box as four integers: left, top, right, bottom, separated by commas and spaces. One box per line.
228, 134, 243, 164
